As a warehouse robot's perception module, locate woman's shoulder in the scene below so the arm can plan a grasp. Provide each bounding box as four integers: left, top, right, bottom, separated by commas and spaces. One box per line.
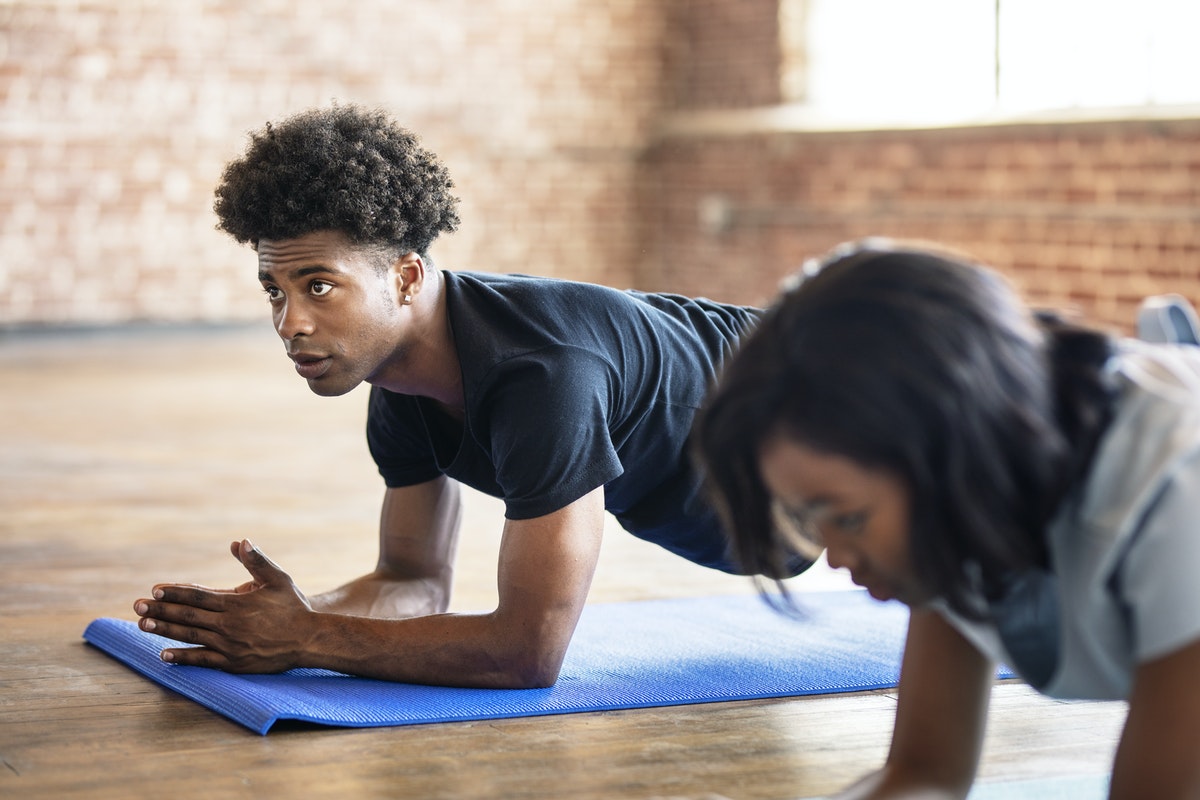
1066, 340, 1200, 537
1111, 339, 1200, 404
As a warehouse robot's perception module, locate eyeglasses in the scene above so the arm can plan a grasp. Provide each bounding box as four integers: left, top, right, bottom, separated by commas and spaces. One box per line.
769, 498, 827, 562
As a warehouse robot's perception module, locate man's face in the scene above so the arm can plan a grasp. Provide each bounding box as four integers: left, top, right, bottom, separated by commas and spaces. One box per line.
257, 230, 405, 397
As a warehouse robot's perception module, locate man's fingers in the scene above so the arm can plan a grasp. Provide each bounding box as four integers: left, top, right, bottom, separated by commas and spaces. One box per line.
136, 611, 222, 647
135, 597, 220, 629
145, 583, 230, 612
232, 539, 288, 583
160, 645, 230, 670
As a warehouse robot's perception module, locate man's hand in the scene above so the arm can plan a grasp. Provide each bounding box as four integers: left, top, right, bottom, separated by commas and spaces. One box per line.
133, 539, 315, 673
130, 485, 605, 687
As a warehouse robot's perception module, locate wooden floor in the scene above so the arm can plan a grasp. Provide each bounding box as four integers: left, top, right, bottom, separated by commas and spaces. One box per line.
0, 324, 1126, 799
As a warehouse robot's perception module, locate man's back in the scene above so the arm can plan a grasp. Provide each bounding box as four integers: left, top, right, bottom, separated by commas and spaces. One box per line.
367, 271, 762, 570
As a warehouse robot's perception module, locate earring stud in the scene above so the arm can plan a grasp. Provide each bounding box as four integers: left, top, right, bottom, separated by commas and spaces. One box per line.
403, 294, 412, 304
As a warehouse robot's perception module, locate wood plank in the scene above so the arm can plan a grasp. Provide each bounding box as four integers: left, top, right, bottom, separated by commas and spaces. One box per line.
0, 326, 1125, 799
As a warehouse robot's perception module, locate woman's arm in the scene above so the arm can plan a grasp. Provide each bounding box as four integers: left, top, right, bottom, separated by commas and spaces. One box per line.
837, 608, 994, 799
1110, 638, 1200, 799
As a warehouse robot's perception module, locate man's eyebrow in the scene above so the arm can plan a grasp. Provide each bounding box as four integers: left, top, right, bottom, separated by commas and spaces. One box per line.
257, 265, 340, 282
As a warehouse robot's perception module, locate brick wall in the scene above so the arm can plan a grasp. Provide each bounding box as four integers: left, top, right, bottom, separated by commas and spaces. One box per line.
662, 0, 781, 110
639, 117, 1200, 334
3, 1, 1198, 332
0, 0, 665, 326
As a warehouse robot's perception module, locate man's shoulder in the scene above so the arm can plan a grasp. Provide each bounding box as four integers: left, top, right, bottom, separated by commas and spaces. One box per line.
442, 271, 760, 374
443, 270, 758, 319
441, 271, 647, 343
443, 270, 622, 301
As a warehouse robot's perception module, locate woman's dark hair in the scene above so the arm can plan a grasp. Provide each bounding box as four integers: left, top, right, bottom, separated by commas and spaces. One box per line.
694, 240, 1116, 618
213, 104, 460, 255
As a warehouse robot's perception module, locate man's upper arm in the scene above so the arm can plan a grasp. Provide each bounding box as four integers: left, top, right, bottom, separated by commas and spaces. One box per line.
489, 486, 607, 685
377, 476, 462, 579
482, 349, 623, 520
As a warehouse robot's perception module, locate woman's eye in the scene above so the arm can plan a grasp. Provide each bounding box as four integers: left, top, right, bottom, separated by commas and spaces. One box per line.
310, 281, 333, 297
831, 511, 867, 534
771, 501, 826, 559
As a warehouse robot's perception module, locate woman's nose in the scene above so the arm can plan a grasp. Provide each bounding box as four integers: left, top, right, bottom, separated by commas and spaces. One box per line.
822, 537, 860, 574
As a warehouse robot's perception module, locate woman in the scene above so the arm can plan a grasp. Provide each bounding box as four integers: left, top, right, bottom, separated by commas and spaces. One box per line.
694, 239, 1200, 798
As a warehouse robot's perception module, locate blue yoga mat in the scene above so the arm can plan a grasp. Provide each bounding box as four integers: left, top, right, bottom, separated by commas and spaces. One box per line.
84, 590, 1001, 735
801, 774, 1111, 800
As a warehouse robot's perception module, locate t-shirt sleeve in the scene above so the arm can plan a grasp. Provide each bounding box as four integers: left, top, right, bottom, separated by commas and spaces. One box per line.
476, 347, 624, 520
365, 386, 444, 488
1119, 449, 1200, 663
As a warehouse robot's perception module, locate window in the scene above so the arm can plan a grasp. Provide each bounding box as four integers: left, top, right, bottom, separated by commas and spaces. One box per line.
781, 0, 1200, 125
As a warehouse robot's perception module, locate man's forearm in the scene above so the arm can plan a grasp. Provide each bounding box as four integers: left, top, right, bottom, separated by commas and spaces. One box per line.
301, 608, 564, 689
308, 571, 451, 619
135, 542, 561, 686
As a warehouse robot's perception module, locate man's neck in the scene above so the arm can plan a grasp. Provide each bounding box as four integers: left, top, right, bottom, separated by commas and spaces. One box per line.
371, 268, 464, 409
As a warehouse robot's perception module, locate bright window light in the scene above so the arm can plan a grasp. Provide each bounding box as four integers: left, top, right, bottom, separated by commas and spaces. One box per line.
998, 0, 1200, 110
802, 0, 996, 122
785, 0, 1200, 124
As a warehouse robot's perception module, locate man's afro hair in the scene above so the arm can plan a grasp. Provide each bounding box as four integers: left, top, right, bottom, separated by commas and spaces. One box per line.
213, 104, 460, 254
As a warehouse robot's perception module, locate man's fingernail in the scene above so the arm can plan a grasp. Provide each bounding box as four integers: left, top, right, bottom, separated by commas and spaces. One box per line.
142, 619, 156, 631
135, 602, 148, 615
153, 589, 164, 599
162, 651, 174, 662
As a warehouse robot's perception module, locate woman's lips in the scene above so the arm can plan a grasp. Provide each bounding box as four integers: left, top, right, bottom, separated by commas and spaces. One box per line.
852, 573, 894, 603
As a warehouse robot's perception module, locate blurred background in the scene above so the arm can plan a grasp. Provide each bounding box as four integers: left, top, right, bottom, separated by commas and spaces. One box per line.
2, 0, 1198, 332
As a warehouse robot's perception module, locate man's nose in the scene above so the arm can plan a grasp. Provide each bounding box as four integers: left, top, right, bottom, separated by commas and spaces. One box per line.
275, 300, 315, 339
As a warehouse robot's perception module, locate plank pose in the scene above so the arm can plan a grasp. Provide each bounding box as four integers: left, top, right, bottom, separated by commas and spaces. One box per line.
695, 240, 1200, 798
133, 104, 810, 687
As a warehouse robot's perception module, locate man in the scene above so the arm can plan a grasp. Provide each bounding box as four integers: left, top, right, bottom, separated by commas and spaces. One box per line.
134, 104, 810, 688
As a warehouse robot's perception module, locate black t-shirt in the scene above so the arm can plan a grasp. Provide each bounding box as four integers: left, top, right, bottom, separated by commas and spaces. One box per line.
366, 271, 762, 572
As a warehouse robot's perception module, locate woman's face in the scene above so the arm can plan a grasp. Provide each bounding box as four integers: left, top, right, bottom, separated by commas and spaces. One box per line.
758, 435, 932, 607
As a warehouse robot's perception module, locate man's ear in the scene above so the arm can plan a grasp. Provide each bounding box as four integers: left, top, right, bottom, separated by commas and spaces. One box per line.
392, 252, 425, 305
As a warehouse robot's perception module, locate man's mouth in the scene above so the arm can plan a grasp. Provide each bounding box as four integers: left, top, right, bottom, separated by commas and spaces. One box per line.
289, 353, 332, 380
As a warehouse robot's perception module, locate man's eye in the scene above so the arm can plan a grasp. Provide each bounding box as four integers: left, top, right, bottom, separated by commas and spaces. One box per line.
262, 286, 282, 302
310, 281, 333, 297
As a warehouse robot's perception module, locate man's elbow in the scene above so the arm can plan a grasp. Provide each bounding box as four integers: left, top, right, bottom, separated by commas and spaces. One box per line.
483, 605, 580, 688
502, 650, 564, 689
486, 634, 568, 689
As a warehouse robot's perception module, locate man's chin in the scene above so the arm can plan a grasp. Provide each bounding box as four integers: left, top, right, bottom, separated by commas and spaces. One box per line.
305, 375, 362, 397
